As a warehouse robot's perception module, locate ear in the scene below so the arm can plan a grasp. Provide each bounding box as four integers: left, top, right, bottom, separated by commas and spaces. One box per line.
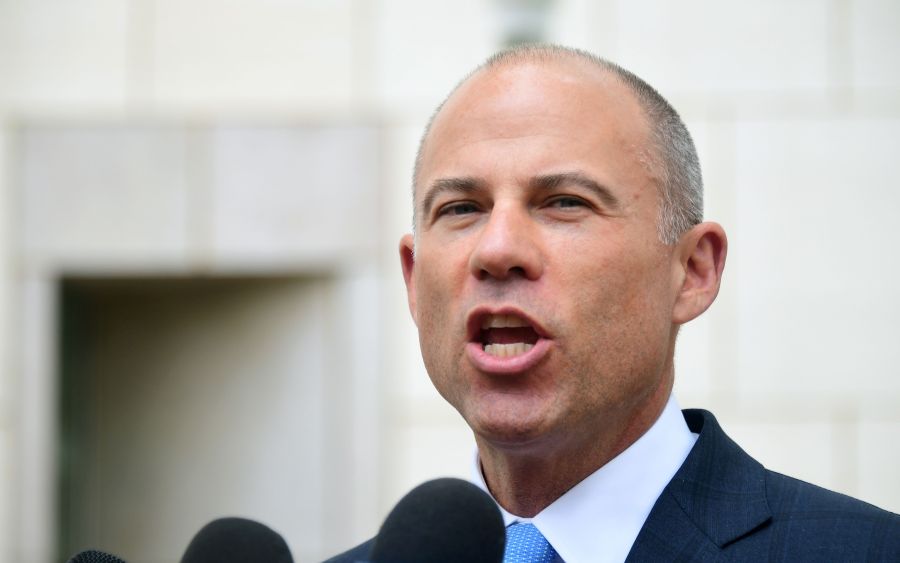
399, 233, 418, 325
672, 222, 728, 324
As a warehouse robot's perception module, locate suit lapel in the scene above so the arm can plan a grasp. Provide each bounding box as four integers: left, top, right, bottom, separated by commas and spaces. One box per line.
625, 410, 772, 562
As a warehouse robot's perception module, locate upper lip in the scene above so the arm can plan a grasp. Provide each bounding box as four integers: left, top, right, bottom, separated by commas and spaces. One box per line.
465, 306, 551, 342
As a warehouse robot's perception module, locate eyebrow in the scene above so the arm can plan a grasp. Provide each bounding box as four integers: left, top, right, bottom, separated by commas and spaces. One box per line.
421, 176, 485, 219
529, 171, 621, 210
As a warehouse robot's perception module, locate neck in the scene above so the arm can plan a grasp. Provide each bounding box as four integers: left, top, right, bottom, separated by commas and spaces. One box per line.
477, 375, 673, 517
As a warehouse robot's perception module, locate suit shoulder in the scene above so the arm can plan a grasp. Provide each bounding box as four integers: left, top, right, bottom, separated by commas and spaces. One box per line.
761, 469, 900, 559
321, 538, 374, 563
674, 410, 899, 560
765, 468, 897, 519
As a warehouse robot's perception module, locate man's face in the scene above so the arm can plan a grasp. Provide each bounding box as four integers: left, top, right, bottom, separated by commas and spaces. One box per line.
401, 61, 682, 455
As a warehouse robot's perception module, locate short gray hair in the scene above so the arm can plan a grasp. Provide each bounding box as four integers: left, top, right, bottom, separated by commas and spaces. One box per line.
413, 44, 703, 245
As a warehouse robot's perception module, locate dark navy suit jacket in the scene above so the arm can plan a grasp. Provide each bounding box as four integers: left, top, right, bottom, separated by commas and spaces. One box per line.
324, 409, 899, 562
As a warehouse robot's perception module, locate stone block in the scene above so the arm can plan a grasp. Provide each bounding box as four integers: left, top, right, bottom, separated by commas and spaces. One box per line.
20, 126, 191, 267
851, 0, 900, 90
209, 125, 380, 266
732, 118, 900, 397
0, 0, 127, 109
373, 0, 496, 109
151, 0, 355, 110
615, 0, 829, 94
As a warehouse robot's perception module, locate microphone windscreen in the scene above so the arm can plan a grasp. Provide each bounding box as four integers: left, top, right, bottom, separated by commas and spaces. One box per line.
180, 517, 293, 563
370, 477, 505, 563
66, 550, 127, 563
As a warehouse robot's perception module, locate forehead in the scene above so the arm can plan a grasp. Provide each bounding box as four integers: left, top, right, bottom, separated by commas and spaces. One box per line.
417, 59, 655, 198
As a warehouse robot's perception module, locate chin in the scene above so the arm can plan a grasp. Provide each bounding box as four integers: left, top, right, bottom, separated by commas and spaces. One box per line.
467, 408, 557, 450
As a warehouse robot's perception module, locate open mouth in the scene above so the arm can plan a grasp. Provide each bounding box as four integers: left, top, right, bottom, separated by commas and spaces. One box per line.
476, 314, 541, 358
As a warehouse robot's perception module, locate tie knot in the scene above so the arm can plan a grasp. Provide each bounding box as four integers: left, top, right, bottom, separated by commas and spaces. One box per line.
504, 523, 558, 563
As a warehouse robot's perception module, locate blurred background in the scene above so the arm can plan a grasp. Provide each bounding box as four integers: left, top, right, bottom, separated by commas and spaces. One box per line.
0, 0, 898, 561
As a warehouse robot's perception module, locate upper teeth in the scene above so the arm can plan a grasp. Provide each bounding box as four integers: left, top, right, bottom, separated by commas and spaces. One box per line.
481, 314, 530, 329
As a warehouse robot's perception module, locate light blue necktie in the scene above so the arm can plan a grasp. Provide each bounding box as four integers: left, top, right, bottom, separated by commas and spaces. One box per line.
504, 522, 559, 563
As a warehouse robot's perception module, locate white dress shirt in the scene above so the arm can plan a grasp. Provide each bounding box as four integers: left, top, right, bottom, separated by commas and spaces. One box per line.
472, 394, 698, 563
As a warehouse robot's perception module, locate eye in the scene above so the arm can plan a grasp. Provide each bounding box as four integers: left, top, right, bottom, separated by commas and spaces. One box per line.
437, 201, 479, 217
547, 196, 588, 209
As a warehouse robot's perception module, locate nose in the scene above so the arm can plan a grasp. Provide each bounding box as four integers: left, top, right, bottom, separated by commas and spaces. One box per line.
469, 204, 543, 281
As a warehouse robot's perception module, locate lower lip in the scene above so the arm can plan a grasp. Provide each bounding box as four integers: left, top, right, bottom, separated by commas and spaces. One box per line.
465, 338, 553, 374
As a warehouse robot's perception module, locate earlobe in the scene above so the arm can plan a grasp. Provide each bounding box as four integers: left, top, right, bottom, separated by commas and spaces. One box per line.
672, 222, 728, 324
399, 234, 418, 324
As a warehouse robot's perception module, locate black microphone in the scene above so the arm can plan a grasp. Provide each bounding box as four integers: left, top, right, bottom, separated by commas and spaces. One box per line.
368, 477, 505, 563
66, 550, 127, 563
180, 517, 293, 563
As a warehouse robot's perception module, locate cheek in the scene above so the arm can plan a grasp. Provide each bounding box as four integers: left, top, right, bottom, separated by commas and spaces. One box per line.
412, 264, 469, 405
411, 254, 470, 366
561, 250, 642, 313
559, 248, 672, 355
415, 260, 458, 323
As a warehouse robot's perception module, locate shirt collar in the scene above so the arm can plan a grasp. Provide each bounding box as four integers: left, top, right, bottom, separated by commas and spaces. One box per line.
471, 394, 698, 563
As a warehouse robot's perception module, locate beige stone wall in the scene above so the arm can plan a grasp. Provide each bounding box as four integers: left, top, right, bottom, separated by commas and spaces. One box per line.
0, 1, 898, 561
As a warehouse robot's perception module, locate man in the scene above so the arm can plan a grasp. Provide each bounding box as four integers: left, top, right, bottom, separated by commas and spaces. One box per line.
327, 45, 898, 562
